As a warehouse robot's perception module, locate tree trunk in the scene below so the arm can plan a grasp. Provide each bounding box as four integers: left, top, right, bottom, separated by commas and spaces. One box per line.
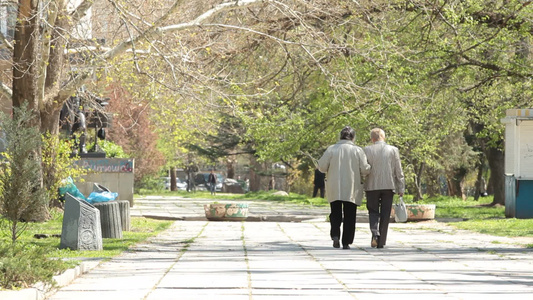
473, 154, 485, 201
486, 147, 505, 205
413, 162, 424, 202
424, 170, 441, 198
447, 167, 467, 198
40, 106, 62, 134
170, 166, 177, 191
12, 0, 40, 119
11, 1, 49, 221
41, 13, 70, 134
249, 155, 262, 192
226, 158, 235, 179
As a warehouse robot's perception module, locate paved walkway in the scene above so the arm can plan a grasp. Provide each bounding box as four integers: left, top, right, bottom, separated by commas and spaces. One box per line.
43, 195, 532, 299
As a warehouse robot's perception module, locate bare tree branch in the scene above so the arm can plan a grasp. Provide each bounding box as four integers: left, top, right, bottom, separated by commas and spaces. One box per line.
103, 0, 271, 60
51, 71, 91, 110
1, 81, 12, 98
0, 30, 13, 50
70, 0, 95, 24
202, 23, 307, 46
102, 0, 184, 59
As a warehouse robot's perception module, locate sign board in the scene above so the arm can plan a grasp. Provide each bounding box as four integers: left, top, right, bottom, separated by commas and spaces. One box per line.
75, 158, 134, 173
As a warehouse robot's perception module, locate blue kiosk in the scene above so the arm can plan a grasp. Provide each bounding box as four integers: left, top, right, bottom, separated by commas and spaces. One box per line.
501, 109, 533, 218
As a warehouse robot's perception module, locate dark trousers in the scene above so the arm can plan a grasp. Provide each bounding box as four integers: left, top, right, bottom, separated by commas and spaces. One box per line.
329, 201, 357, 247
366, 190, 394, 247
313, 185, 325, 198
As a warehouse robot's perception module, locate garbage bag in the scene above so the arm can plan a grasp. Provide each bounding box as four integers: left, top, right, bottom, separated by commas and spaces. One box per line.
58, 177, 86, 201
87, 191, 118, 203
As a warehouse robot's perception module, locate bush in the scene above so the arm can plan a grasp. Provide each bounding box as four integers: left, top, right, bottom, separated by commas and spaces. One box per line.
0, 242, 68, 289
134, 175, 165, 193
0, 104, 49, 240
42, 133, 87, 207
87, 140, 128, 158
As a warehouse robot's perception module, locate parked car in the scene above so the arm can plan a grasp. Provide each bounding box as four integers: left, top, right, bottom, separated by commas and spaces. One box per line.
161, 177, 188, 190
176, 178, 187, 191
223, 178, 245, 194
161, 177, 171, 190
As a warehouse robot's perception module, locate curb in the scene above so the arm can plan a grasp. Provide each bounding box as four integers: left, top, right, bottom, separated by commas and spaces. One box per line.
0, 259, 102, 300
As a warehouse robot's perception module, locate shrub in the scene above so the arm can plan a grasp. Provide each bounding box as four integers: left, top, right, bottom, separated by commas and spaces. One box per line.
135, 175, 165, 193
87, 140, 128, 158
0, 241, 68, 289
105, 84, 165, 185
0, 104, 48, 241
41, 133, 87, 208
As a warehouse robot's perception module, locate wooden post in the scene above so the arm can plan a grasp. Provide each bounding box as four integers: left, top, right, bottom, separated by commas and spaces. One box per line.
94, 202, 123, 238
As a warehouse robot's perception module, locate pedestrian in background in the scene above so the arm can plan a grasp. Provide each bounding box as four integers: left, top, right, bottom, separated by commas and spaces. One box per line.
318, 126, 371, 249
208, 170, 217, 195
313, 168, 325, 198
364, 128, 405, 249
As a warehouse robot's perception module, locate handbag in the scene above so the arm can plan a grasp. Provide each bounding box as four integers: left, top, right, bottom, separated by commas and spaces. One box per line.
393, 197, 408, 223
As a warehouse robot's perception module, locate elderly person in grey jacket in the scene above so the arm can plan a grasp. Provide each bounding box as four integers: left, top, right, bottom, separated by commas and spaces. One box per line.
318, 126, 371, 249
364, 128, 405, 249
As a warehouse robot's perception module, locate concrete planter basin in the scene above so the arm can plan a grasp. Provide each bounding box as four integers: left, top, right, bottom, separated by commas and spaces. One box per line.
405, 204, 436, 220
392, 204, 436, 221
204, 203, 249, 221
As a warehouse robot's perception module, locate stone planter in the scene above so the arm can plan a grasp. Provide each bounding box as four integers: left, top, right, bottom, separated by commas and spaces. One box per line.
392, 204, 436, 221
204, 203, 249, 221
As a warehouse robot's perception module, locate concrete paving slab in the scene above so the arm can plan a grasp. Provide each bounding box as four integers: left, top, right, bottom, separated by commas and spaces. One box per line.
24, 195, 530, 300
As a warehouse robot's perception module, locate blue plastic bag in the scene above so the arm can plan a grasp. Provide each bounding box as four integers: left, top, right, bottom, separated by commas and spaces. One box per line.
58, 177, 86, 200
86, 191, 118, 203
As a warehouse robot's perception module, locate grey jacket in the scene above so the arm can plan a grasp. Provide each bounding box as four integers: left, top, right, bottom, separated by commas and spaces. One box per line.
318, 140, 371, 205
363, 141, 405, 194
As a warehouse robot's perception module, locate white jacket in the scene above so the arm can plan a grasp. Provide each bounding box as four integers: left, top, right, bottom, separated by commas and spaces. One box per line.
363, 141, 405, 194
318, 140, 371, 205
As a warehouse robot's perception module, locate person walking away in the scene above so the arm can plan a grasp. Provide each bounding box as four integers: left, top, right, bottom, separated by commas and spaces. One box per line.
364, 128, 405, 249
208, 170, 217, 195
318, 126, 371, 249
313, 168, 326, 198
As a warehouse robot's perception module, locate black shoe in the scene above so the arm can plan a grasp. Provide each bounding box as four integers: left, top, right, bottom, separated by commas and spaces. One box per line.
332, 236, 340, 248
371, 236, 378, 248
342, 245, 350, 249
377, 245, 384, 249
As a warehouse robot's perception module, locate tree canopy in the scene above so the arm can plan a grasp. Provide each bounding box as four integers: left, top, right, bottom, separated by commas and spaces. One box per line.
0, 0, 532, 202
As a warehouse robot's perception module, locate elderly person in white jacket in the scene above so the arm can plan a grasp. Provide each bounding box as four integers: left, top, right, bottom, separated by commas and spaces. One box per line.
318, 126, 371, 249
364, 128, 405, 249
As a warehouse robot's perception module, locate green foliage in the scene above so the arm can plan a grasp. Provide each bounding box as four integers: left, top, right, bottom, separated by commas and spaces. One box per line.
451, 218, 533, 237
25, 213, 172, 259
0, 241, 68, 289
0, 104, 48, 241
134, 175, 166, 194
87, 140, 128, 158
218, 1, 532, 200
41, 133, 87, 205
0, 210, 171, 289
415, 195, 532, 237
102, 82, 165, 185
41, 217, 172, 259
417, 196, 504, 219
